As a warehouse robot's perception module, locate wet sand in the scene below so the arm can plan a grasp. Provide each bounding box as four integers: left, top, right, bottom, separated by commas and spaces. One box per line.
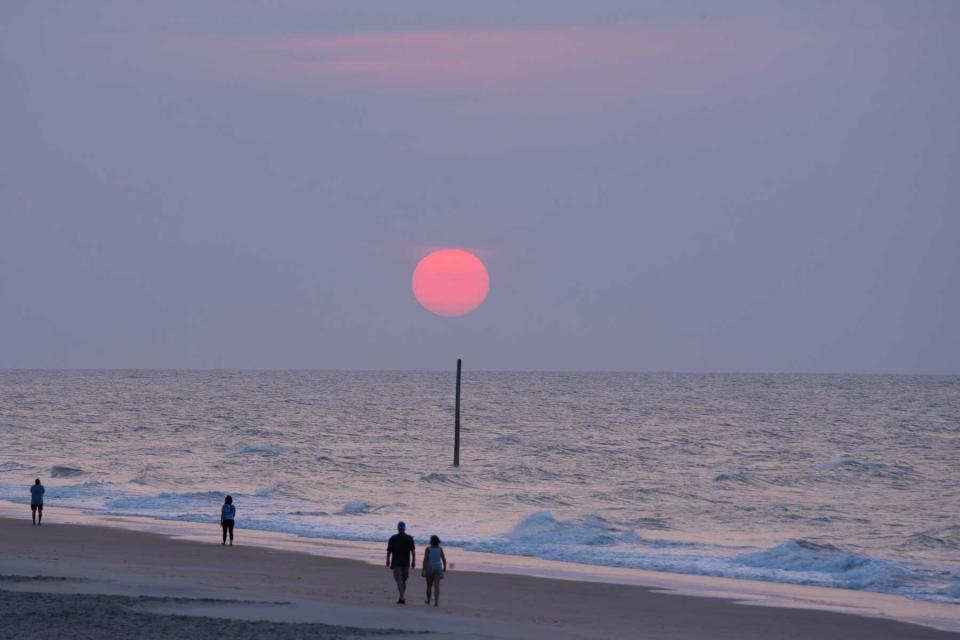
0, 517, 956, 639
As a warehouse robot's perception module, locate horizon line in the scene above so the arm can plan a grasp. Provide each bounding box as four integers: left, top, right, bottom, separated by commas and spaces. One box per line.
1, 367, 956, 377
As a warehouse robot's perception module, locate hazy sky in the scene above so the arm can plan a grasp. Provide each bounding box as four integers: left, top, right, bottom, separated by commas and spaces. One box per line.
2, 2, 958, 372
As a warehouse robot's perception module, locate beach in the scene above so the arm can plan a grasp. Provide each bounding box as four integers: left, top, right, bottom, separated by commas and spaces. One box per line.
5, 0, 958, 635
1, 516, 957, 640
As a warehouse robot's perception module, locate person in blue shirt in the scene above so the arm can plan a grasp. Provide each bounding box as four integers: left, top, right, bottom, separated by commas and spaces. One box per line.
30, 479, 45, 526
220, 495, 236, 546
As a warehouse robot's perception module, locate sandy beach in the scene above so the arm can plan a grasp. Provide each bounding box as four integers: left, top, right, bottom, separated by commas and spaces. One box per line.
1, 516, 956, 640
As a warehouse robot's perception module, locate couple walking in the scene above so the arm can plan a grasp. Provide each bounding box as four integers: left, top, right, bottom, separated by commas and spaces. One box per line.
386, 521, 447, 606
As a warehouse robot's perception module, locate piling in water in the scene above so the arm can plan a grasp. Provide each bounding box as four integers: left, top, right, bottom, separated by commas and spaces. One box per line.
454, 358, 461, 467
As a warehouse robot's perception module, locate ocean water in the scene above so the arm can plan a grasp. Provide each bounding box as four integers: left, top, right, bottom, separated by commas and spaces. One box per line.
1, 370, 958, 604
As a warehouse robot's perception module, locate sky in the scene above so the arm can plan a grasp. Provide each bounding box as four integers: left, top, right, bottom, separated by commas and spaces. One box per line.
1, 1, 958, 373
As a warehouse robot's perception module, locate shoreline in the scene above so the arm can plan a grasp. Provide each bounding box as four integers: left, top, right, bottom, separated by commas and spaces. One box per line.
1, 505, 958, 638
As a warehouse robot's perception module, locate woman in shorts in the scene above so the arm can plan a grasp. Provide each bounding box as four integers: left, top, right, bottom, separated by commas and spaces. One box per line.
421, 535, 447, 606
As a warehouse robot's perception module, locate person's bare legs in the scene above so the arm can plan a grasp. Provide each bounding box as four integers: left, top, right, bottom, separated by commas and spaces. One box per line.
31, 506, 36, 526
425, 574, 433, 604
37, 506, 42, 526
433, 578, 440, 606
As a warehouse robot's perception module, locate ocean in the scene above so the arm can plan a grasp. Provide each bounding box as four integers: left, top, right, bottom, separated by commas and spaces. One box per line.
1, 370, 958, 603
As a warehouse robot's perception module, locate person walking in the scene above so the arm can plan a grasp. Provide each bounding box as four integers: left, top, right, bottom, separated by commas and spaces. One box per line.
221, 495, 236, 546
30, 478, 45, 526
386, 521, 415, 604
421, 535, 447, 606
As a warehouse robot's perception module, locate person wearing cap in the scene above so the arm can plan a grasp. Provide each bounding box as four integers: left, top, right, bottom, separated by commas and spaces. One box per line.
386, 521, 416, 604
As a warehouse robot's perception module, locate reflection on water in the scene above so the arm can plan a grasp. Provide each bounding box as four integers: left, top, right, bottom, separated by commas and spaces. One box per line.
0, 370, 957, 602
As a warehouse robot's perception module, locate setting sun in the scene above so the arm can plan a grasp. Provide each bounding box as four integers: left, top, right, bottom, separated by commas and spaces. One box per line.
412, 249, 489, 317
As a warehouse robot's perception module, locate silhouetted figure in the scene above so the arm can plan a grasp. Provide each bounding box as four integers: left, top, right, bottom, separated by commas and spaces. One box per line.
221, 495, 235, 546
386, 521, 415, 604
30, 479, 44, 526
422, 535, 447, 606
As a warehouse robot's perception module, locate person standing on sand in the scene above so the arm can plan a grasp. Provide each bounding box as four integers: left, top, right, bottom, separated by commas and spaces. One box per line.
30, 478, 45, 526
421, 535, 447, 606
386, 521, 415, 604
221, 495, 235, 546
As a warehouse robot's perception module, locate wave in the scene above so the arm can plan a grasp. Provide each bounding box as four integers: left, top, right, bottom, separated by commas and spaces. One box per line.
314, 455, 374, 472
507, 511, 639, 547
817, 455, 915, 480
254, 483, 301, 499
0, 479, 118, 504
487, 464, 566, 483
106, 490, 227, 511
128, 464, 167, 486
507, 493, 573, 507
231, 444, 284, 456
904, 525, 960, 550
337, 501, 382, 515
449, 514, 956, 603
736, 539, 911, 591
946, 580, 960, 599
419, 472, 474, 488
49, 466, 85, 478
3, 481, 954, 605
714, 471, 753, 484
0, 461, 27, 473
630, 516, 670, 531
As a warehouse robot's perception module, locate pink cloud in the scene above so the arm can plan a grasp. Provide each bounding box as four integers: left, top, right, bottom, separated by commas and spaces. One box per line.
246, 26, 676, 91
80, 19, 940, 102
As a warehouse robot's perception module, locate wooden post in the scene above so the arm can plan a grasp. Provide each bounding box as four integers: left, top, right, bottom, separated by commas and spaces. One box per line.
454, 358, 461, 467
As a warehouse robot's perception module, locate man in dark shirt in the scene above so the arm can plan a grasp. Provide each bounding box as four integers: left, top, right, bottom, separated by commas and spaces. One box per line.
386, 521, 415, 604
30, 478, 45, 526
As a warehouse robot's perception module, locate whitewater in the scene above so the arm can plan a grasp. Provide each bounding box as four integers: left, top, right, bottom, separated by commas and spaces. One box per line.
0, 370, 958, 604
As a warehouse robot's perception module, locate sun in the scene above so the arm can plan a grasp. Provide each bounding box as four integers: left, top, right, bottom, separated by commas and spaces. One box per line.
412, 249, 490, 317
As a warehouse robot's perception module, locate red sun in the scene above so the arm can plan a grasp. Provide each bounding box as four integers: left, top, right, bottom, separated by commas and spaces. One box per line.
412, 249, 490, 317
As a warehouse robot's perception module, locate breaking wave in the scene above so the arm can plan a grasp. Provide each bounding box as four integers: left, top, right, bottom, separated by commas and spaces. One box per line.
946, 580, 960, 599
337, 500, 382, 515
454, 513, 958, 603
507, 511, 639, 546
736, 539, 911, 591
106, 491, 227, 512
50, 466, 86, 478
